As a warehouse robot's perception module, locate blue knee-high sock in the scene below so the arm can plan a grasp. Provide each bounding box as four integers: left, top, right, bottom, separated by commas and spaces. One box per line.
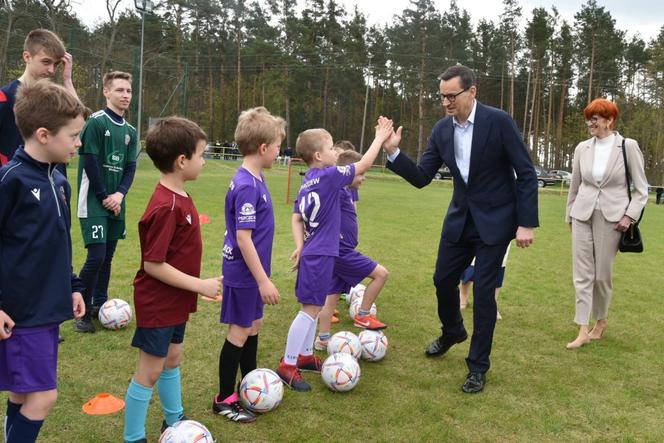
123, 379, 153, 442
4, 400, 22, 441
157, 367, 183, 426
6, 412, 43, 443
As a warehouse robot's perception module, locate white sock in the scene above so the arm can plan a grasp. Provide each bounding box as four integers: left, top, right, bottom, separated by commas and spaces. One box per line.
300, 317, 319, 357
284, 311, 315, 365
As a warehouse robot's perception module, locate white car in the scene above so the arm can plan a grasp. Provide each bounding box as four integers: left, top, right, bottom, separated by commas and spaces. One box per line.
549, 169, 572, 181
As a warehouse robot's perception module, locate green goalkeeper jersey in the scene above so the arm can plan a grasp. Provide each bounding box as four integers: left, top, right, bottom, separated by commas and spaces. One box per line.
77, 109, 137, 220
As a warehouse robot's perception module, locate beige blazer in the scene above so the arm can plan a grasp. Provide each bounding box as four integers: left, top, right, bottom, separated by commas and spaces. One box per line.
566, 132, 648, 223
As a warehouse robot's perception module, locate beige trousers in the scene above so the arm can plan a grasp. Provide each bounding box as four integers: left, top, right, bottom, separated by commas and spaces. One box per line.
571, 210, 622, 325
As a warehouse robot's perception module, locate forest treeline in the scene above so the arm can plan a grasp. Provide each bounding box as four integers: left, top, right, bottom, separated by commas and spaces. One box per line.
2, 0, 663, 182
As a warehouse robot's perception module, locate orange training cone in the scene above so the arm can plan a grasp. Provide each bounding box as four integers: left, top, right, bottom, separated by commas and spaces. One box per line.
82, 393, 125, 415
199, 214, 211, 224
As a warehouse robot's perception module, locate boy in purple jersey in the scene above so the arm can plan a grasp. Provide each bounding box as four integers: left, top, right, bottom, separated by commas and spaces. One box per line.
276, 117, 393, 392
315, 149, 390, 350
213, 107, 284, 422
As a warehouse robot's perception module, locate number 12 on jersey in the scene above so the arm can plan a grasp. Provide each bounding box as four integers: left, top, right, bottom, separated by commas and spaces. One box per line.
299, 191, 321, 228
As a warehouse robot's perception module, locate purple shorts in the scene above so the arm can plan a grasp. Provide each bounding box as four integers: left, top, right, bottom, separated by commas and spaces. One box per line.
296, 255, 335, 306
332, 249, 377, 288
0, 324, 59, 393
220, 285, 264, 327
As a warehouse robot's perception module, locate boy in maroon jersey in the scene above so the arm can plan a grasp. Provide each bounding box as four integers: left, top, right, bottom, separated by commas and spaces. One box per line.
122, 117, 221, 443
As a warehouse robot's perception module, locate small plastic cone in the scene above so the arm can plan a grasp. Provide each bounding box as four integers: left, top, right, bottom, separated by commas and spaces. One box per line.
82, 393, 125, 415
199, 214, 211, 224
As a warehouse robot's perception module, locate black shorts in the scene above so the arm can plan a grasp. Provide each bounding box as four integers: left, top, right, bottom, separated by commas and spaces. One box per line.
131, 323, 186, 357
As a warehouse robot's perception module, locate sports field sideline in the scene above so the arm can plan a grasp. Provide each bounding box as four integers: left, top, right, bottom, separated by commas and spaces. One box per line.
4, 157, 662, 442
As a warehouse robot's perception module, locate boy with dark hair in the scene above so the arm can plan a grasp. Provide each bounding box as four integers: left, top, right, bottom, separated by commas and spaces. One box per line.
75, 71, 136, 333
315, 149, 390, 350
0, 29, 78, 165
123, 116, 221, 443
276, 118, 393, 392
213, 107, 285, 423
0, 80, 86, 443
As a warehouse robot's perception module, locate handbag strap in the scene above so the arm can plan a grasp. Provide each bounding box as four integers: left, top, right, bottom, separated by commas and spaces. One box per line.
620, 138, 644, 225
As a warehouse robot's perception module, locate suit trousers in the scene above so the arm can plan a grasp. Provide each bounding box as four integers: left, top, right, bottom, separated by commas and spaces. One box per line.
433, 214, 509, 373
571, 210, 622, 325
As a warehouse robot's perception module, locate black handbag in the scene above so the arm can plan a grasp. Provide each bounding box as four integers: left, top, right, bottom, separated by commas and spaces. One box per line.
619, 138, 644, 253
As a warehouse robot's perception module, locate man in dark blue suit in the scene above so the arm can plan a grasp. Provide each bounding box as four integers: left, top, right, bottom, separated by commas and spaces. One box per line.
383, 65, 538, 393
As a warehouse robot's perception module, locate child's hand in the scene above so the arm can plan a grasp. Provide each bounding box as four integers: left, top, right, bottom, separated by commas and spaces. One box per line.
199, 277, 222, 299
259, 280, 280, 305
72, 292, 85, 319
289, 247, 302, 272
374, 116, 394, 143
0, 310, 14, 340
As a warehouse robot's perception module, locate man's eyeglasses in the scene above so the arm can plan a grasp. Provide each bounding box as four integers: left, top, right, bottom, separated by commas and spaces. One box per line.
586, 116, 600, 125
438, 87, 469, 103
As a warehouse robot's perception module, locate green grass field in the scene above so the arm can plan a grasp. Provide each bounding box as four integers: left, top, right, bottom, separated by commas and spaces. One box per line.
3, 158, 663, 442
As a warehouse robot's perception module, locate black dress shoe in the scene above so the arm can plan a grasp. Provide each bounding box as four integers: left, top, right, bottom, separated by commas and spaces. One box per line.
461, 371, 486, 393
424, 331, 468, 357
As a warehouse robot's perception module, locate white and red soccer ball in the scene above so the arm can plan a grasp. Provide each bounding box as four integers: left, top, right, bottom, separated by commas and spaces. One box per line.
158, 420, 214, 443
358, 330, 389, 362
348, 297, 377, 320
321, 352, 361, 392
347, 284, 366, 305
327, 331, 362, 359
239, 368, 284, 413
98, 298, 132, 330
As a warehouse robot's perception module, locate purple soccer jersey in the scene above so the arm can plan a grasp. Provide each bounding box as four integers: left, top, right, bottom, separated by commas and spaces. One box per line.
339, 187, 359, 252
222, 167, 275, 288
294, 164, 356, 257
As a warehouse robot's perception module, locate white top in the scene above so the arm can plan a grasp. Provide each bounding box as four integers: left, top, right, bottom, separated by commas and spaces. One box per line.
453, 100, 477, 184
592, 134, 615, 184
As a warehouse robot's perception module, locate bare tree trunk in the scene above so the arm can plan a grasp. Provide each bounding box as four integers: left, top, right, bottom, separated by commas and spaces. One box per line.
236, 31, 241, 115
509, 37, 515, 117
588, 32, 595, 104
556, 79, 567, 167
532, 77, 542, 163
219, 57, 226, 140
322, 66, 329, 127
500, 63, 505, 110
416, 36, 426, 161
208, 47, 214, 140
544, 84, 553, 167
522, 56, 532, 141
0, 8, 15, 84
527, 63, 539, 157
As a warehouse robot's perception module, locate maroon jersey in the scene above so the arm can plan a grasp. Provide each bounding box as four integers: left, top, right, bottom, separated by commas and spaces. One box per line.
133, 183, 202, 327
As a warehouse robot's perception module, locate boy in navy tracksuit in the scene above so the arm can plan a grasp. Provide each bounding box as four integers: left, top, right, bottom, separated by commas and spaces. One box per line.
0, 80, 87, 443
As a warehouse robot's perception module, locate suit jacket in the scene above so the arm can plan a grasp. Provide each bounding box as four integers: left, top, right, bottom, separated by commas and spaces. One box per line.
387, 101, 539, 245
566, 132, 648, 223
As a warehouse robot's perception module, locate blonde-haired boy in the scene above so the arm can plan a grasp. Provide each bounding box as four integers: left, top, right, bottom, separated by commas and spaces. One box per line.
276, 117, 393, 391
213, 107, 285, 422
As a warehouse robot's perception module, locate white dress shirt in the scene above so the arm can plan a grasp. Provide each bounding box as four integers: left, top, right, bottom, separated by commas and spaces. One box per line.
453, 100, 477, 184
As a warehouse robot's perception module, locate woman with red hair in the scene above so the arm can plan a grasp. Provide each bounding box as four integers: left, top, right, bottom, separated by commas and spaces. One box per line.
565, 98, 648, 349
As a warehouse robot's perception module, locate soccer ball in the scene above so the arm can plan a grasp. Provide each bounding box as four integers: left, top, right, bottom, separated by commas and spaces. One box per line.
321, 352, 361, 392
348, 284, 366, 305
98, 299, 132, 330
348, 297, 377, 320
158, 420, 214, 443
327, 331, 361, 359
358, 330, 389, 361
239, 368, 284, 413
